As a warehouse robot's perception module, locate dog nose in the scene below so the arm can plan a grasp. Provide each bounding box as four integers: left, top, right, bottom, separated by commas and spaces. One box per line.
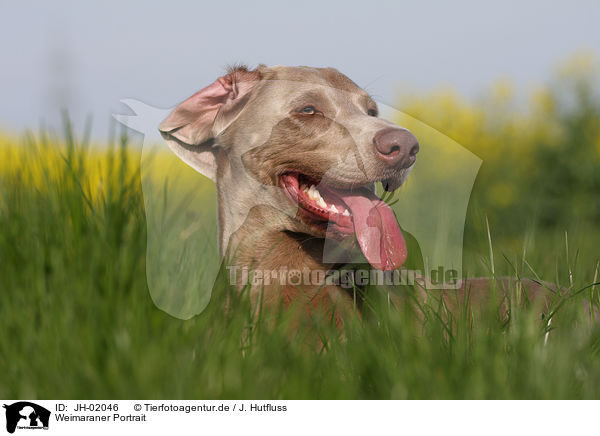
373, 127, 419, 168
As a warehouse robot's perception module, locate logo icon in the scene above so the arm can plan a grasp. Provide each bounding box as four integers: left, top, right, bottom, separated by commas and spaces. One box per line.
3, 402, 50, 434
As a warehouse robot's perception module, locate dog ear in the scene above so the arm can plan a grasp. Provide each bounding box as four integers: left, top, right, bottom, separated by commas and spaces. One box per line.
159, 66, 260, 181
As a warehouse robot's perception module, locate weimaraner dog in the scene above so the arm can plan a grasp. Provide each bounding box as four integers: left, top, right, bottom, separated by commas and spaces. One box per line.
159, 65, 556, 324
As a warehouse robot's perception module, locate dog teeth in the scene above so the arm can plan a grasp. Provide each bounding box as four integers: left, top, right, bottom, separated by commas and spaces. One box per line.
315, 189, 324, 200
301, 183, 348, 215
304, 184, 325, 208
305, 185, 313, 198
307, 184, 326, 203
314, 187, 323, 199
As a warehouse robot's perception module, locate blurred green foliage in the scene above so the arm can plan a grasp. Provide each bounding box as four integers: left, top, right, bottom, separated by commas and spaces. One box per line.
399, 53, 600, 236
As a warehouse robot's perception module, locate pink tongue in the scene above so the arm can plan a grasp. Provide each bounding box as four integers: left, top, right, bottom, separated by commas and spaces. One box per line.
340, 189, 407, 270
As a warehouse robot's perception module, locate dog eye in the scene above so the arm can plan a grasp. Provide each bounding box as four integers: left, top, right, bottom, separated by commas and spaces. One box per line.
301, 106, 317, 115
367, 109, 377, 117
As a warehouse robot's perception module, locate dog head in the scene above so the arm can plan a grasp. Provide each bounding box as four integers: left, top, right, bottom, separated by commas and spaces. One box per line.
159, 65, 419, 270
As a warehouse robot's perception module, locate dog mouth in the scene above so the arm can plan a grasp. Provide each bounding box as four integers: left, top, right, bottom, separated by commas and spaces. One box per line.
280, 173, 407, 271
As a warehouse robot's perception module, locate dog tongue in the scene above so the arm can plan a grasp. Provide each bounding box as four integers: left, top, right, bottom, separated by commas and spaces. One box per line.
340, 189, 407, 270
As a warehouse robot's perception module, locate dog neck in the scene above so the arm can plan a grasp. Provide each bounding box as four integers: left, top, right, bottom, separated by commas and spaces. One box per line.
223, 203, 332, 273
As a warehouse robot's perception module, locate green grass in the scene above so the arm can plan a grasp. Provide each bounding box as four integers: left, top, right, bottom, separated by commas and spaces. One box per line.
0, 130, 599, 399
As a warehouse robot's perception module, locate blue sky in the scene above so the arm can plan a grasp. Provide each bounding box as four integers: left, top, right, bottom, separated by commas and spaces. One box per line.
2, 0, 599, 138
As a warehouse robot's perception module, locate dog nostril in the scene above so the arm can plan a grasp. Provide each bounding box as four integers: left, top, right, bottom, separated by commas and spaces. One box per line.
409, 142, 419, 156
389, 145, 401, 155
